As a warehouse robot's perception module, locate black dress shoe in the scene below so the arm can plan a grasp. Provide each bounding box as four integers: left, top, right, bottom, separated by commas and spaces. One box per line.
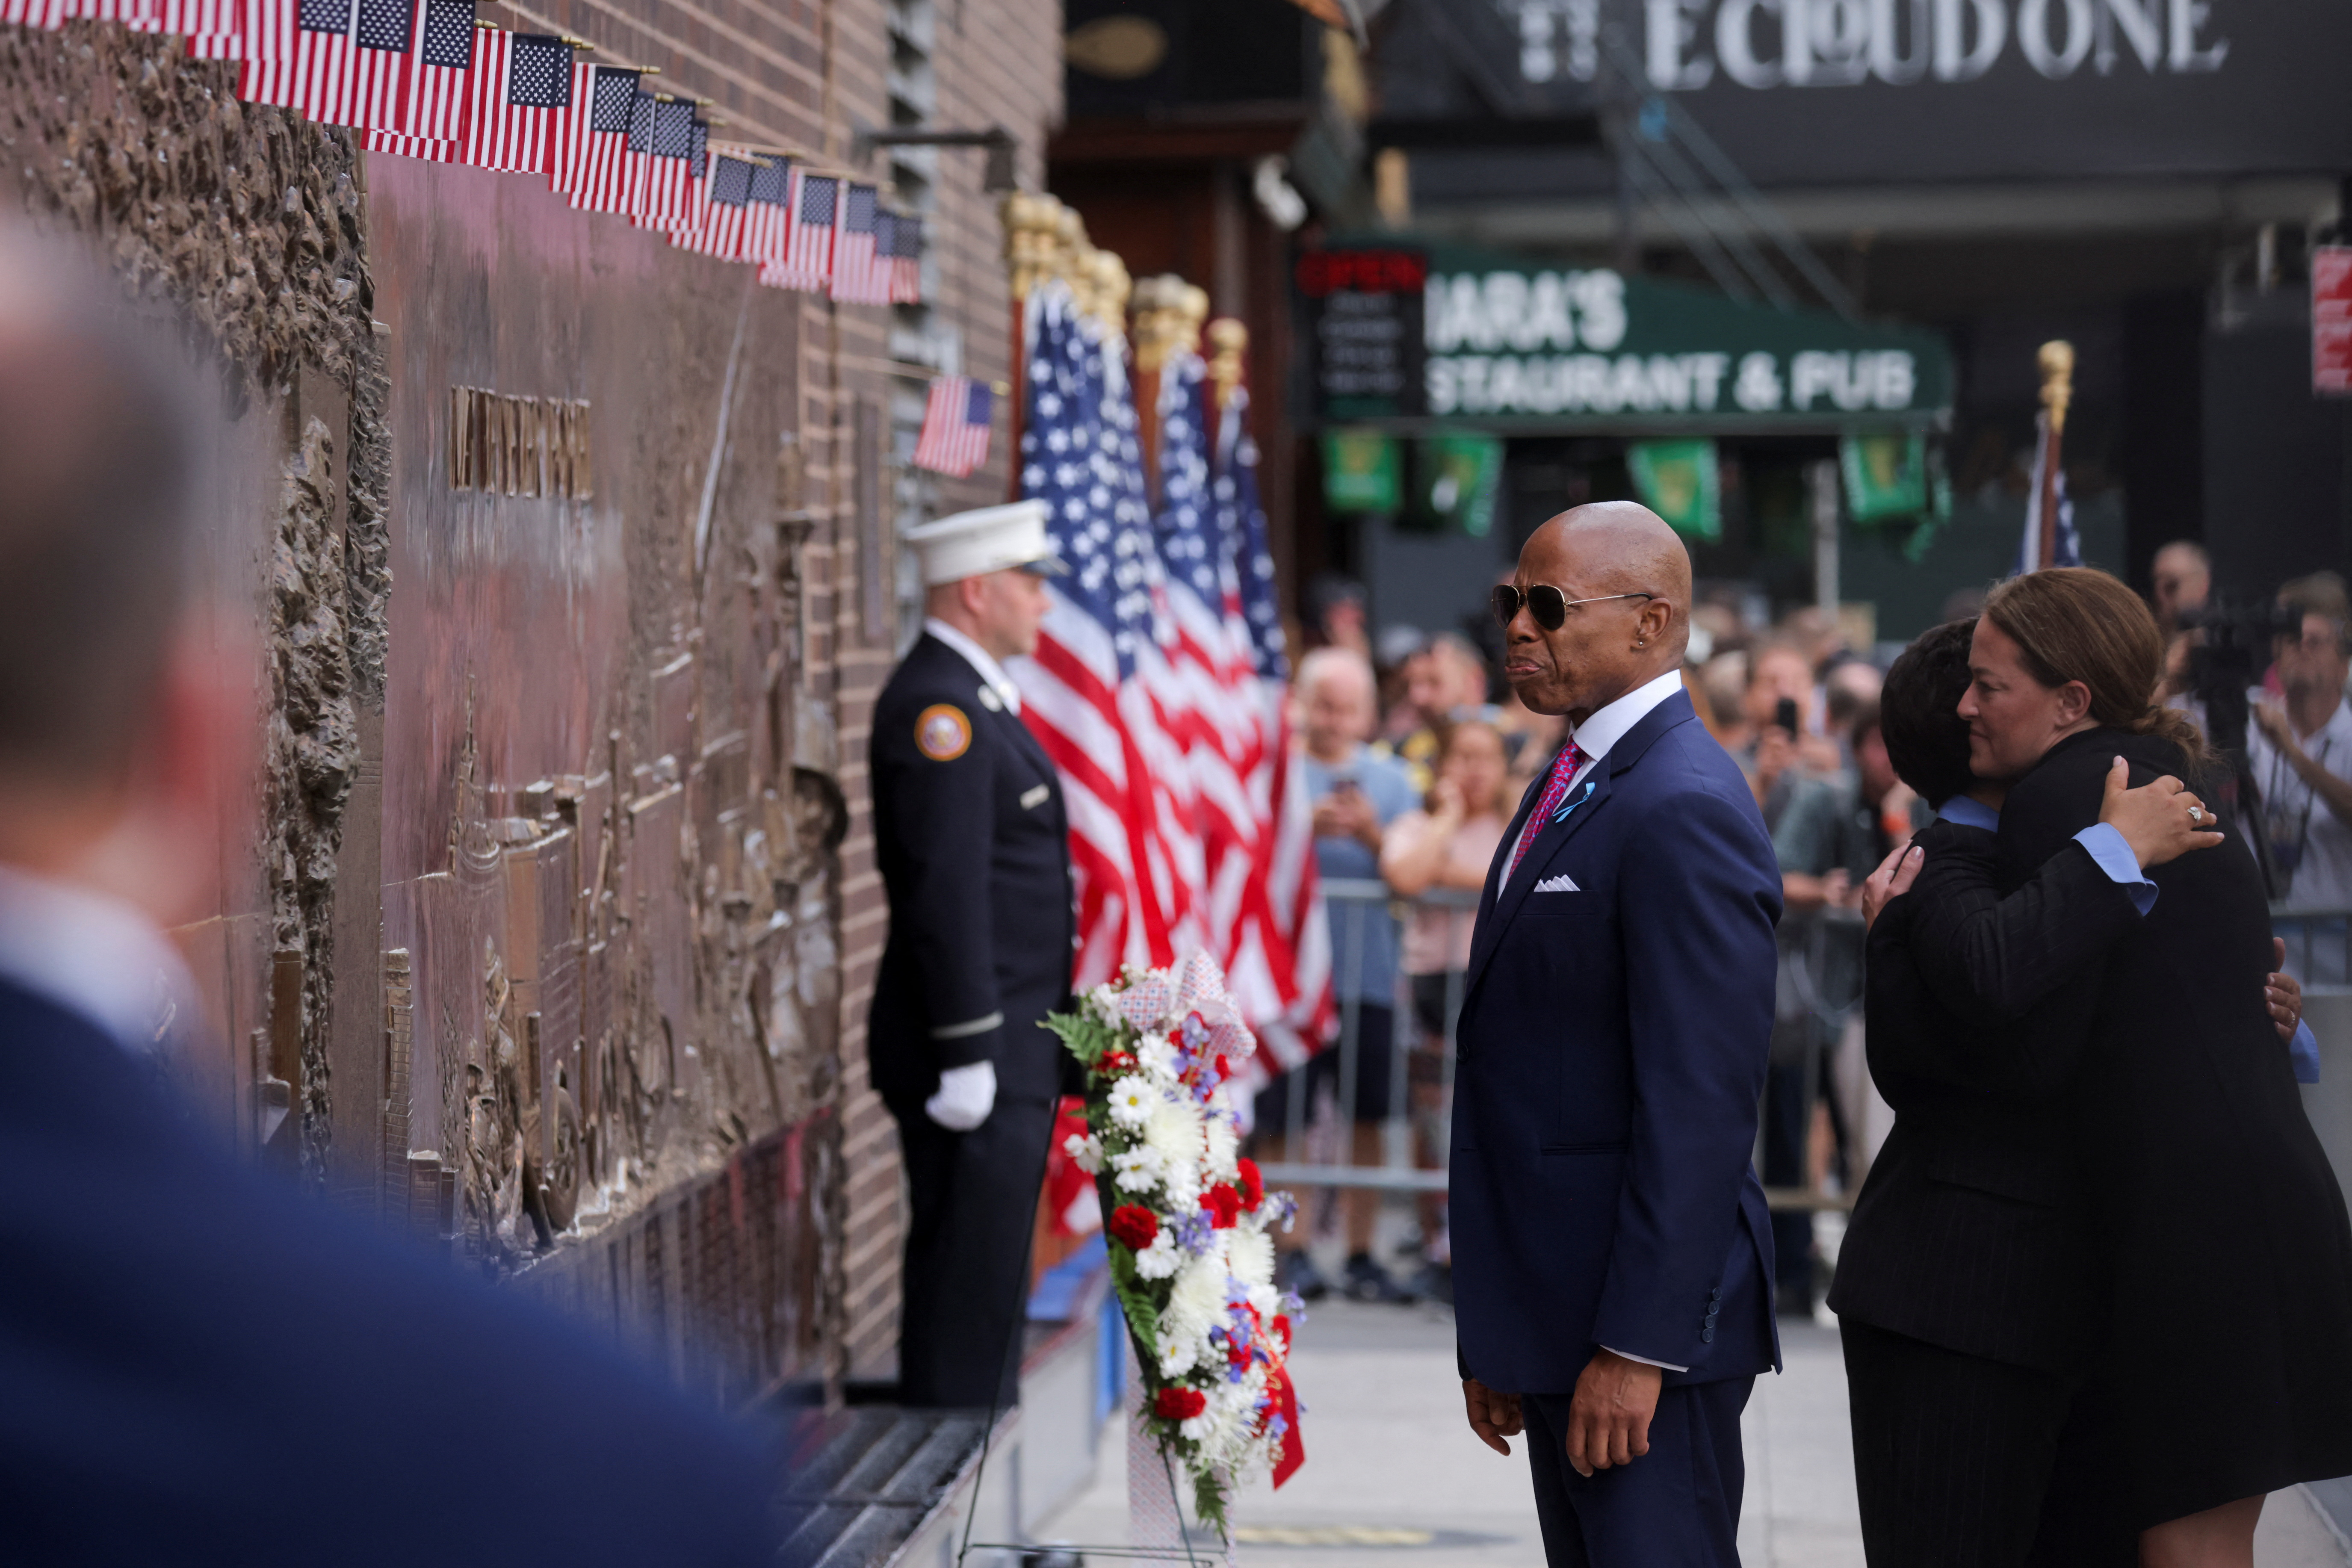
1276, 1249, 1332, 1302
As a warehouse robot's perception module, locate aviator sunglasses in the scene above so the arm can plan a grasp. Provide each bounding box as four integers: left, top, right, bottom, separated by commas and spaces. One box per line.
1491, 585, 1655, 632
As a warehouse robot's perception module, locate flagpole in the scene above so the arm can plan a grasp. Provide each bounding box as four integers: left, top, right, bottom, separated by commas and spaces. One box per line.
2034, 339, 2074, 572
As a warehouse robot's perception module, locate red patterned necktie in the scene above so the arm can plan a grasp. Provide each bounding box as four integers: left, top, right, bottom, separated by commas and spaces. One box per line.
1508, 738, 1590, 882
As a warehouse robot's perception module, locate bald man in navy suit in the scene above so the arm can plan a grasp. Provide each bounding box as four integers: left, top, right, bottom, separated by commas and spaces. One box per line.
1452, 504, 1782, 1568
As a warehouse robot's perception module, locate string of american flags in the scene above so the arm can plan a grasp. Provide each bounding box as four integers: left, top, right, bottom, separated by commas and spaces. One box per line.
6, 0, 920, 307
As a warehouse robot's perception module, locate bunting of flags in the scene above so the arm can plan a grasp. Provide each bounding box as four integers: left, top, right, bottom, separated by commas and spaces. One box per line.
18, 0, 923, 302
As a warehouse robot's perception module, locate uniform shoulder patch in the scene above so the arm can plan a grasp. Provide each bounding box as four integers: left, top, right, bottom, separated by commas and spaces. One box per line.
915, 703, 972, 762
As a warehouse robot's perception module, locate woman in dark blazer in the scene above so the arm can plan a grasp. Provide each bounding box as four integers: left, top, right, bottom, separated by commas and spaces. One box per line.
1836, 617, 2252, 1567
1916, 569, 2352, 1565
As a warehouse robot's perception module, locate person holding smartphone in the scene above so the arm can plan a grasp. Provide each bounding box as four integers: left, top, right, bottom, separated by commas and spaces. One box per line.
1259, 647, 1420, 1302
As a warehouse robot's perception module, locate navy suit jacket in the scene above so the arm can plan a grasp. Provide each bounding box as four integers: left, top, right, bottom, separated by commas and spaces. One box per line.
1450, 688, 1782, 1394
0, 977, 777, 1566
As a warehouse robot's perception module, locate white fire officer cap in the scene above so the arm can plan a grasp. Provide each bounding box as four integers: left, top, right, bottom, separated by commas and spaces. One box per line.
905, 500, 1068, 587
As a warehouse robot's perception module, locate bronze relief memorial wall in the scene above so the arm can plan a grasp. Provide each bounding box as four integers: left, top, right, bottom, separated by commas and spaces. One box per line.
363, 153, 848, 1399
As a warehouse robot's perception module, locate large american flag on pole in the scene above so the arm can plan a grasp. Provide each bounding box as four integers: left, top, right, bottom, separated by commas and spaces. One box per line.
1008, 283, 1192, 985
1212, 378, 1332, 1067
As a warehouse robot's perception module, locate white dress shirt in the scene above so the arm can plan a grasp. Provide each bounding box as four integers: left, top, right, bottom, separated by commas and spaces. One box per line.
924, 617, 1022, 717
0, 862, 192, 1054
1503, 668, 1687, 885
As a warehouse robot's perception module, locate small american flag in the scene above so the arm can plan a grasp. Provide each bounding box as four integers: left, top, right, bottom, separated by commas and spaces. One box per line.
889, 211, 923, 304
52, 0, 151, 24
173, 0, 246, 57
829, 182, 889, 305
759, 169, 836, 292
913, 377, 992, 479
552, 62, 635, 206
330, 0, 415, 134
674, 147, 755, 259
462, 29, 569, 174
353, 0, 470, 158
133, 0, 233, 42
236, 0, 354, 116
629, 96, 696, 228
656, 115, 709, 232
741, 157, 791, 267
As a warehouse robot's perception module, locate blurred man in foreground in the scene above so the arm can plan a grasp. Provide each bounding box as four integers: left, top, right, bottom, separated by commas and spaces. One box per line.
0, 233, 776, 1565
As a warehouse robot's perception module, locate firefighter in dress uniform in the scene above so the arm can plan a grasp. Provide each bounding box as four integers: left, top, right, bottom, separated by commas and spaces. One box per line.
870, 499, 1076, 1409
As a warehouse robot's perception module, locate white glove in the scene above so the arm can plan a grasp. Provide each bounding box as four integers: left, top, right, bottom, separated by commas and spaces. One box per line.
925, 1060, 997, 1131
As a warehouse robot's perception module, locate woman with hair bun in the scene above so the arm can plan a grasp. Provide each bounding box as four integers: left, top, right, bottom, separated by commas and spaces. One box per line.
1921, 567, 2352, 1565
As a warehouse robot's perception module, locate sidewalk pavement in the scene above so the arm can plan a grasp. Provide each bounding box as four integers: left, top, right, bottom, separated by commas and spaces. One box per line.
1038, 1296, 2349, 1568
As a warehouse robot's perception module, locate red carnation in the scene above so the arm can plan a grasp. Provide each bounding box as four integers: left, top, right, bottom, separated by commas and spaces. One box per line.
1099, 1050, 1137, 1073
1200, 1183, 1243, 1229
1108, 1204, 1159, 1251
1271, 1314, 1291, 1352
1154, 1385, 1207, 1421
1235, 1157, 1265, 1211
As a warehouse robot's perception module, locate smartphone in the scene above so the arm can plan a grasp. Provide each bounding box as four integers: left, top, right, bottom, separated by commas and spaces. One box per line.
1773, 696, 1800, 733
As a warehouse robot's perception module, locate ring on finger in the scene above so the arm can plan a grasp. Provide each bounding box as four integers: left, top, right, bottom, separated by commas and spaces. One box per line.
2188, 803, 2207, 824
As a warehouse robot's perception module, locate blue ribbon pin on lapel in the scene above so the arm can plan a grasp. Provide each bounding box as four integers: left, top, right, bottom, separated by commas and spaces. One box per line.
1549, 779, 1596, 825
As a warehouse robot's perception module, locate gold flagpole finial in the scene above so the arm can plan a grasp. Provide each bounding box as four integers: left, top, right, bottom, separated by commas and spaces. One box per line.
2037, 340, 2075, 436
1207, 317, 1248, 410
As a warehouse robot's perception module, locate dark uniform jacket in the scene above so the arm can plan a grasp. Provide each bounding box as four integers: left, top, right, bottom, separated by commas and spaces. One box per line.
868, 631, 1074, 1111
1831, 818, 2139, 1372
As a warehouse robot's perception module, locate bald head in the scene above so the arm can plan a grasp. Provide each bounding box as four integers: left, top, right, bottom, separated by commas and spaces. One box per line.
0, 226, 195, 790
1528, 502, 1693, 659
1501, 501, 1690, 722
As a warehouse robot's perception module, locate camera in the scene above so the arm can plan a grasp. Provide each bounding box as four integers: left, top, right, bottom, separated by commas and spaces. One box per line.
2178, 596, 2302, 765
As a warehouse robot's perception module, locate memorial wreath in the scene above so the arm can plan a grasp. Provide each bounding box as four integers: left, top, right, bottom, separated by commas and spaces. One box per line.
1047, 952, 1306, 1530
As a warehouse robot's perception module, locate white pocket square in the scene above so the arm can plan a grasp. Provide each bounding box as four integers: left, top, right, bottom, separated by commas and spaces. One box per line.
1534, 874, 1579, 893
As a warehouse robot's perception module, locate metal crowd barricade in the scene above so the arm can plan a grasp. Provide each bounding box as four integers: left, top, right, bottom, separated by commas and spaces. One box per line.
2273, 907, 2352, 987
1252, 880, 1869, 1213
1254, 878, 1474, 1195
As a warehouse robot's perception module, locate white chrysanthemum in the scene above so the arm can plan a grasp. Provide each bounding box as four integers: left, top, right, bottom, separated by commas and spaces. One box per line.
1136, 1031, 1178, 1079
1108, 1076, 1155, 1130
1162, 1245, 1228, 1347
1144, 1095, 1203, 1166
1134, 1230, 1182, 1280
1247, 1282, 1281, 1320
1229, 1226, 1274, 1292
1180, 1411, 1215, 1443
1086, 983, 1122, 1024
1063, 1132, 1104, 1174
1161, 1162, 1202, 1217
1158, 1337, 1202, 1378
1110, 1145, 1164, 1192
1202, 1110, 1238, 1181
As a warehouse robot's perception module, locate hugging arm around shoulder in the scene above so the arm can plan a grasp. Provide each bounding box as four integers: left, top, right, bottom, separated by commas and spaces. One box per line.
1900, 826, 2140, 1057
1588, 787, 1780, 1367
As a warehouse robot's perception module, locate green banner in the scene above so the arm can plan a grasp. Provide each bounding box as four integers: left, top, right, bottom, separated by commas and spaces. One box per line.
1413, 434, 1503, 537
1321, 429, 1402, 513
1840, 431, 1929, 523
1626, 438, 1721, 542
